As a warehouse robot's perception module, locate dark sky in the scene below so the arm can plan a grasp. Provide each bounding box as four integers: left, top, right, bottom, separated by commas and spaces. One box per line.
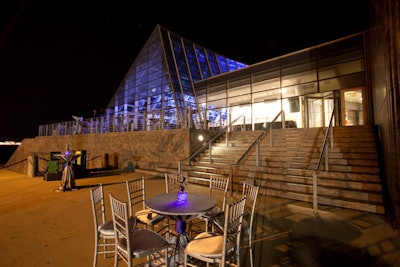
0, 0, 369, 141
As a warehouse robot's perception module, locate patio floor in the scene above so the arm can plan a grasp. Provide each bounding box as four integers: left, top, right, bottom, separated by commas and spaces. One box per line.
1, 168, 399, 266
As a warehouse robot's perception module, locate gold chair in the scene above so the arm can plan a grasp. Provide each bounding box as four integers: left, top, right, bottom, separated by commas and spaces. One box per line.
109, 193, 170, 266
213, 182, 259, 267
90, 183, 115, 267
164, 172, 188, 237
194, 175, 229, 233
125, 177, 165, 232
184, 196, 247, 267
240, 182, 259, 267
165, 172, 184, 193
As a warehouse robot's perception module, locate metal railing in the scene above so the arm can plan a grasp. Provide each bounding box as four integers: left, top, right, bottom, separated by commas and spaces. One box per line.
312, 106, 335, 214
177, 114, 246, 174
236, 110, 285, 166
229, 110, 285, 193
38, 112, 186, 136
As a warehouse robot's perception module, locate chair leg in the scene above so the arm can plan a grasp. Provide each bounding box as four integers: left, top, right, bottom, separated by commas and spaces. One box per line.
211, 220, 216, 233
113, 248, 118, 267
102, 242, 107, 259
247, 236, 253, 267
248, 232, 253, 267
164, 247, 169, 267
249, 246, 254, 267
184, 252, 188, 266
93, 236, 98, 267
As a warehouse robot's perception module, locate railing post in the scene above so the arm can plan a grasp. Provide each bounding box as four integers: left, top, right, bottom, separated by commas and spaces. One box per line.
229, 165, 233, 195
226, 127, 229, 147
228, 110, 232, 132
161, 111, 164, 130
256, 142, 260, 167
324, 143, 329, 171
270, 127, 273, 147
178, 161, 181, 173
313, 171, 318, 214
208, 142, 212, 163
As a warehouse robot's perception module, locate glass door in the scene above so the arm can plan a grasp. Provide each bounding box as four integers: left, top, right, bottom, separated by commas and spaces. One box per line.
306, 92, 334, 128
341, 89, 364, 126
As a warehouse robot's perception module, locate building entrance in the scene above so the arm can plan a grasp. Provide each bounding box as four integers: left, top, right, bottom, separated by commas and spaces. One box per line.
305, 88, 364, 128
341, 88, 364, 126
306, 92, 335, 128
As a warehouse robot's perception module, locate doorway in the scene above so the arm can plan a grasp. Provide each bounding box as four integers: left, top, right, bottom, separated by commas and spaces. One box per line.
306, 92, 335, 128
341, 89, 364, 126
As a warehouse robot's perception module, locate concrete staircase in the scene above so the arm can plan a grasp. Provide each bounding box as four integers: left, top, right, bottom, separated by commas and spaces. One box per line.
180, 125, 385, 214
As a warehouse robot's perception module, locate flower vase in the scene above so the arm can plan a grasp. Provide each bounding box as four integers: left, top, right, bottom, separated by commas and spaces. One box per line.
177, 191, 188, 203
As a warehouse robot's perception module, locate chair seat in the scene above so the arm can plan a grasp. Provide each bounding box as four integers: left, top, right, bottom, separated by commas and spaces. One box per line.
202, 206, 222, 219
185, 232, 233, 258
98, 220, 115, 236
135, 208, 164, 225
118, 228, 170, 258
213, 214, 249, 233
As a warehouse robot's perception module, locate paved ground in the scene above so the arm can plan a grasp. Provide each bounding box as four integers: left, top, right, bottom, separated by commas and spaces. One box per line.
1, 168, 400, 267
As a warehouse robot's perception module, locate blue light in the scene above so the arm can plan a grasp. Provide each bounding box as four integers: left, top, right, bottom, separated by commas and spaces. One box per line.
177, 191, 188, 203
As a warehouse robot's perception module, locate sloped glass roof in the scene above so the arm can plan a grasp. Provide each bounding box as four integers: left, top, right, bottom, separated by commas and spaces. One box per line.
106, 24, 247, 126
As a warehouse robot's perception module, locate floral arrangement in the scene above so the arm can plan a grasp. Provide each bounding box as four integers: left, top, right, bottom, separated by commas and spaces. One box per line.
179, 175, 186, 192
177, 174, 188, 202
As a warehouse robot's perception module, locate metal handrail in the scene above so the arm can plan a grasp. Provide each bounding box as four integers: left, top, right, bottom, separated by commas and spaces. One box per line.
228, 110, 285, 194
312, 106, 335, 214
315, 107, 335, 173
178, 131, 225, 173
236, 111, 284, 165
226, 114, 245, 146
177, 114, 245, 173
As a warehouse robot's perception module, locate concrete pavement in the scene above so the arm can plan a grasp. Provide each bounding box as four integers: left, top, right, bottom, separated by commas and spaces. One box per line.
1, 168, 399, 266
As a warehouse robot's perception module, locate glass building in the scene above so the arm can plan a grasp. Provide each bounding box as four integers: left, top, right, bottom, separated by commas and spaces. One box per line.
105, 25, 367, 132
194, 33, 368, 130
39, 25, 367, 135
105, 25, 248, 131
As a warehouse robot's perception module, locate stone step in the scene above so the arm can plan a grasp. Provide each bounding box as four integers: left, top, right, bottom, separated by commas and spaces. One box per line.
178, 125, 385, 214
260, 181, 383, 203
263, 188, 384, 214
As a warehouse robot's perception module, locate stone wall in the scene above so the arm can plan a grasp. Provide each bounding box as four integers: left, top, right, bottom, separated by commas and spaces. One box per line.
6, 129, 214, 177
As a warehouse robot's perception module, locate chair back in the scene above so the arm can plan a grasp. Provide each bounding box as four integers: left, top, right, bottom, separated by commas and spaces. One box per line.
90, 184, 115, 266
222, 196, 247, 265
242, 182, 260, 231
242, 182, 259, 267
90, 183, 107, 231
209, 175, 229, 212
165, 172, 184, 193
109, 194, 133, 264
110, 194, 168, 266
125, 177, 146, 217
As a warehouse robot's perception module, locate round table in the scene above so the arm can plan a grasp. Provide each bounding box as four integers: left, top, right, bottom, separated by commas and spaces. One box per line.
146, 192, 216, 266
146, 192, 216, 233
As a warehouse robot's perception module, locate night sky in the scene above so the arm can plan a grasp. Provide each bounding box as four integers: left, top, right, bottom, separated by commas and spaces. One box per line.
0, 1, 369, 141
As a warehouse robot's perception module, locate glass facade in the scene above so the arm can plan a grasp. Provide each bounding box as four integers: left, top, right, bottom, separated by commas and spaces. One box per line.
105, 25, 248, 130
194, 33, 367, 130
39, 27, 367, 135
